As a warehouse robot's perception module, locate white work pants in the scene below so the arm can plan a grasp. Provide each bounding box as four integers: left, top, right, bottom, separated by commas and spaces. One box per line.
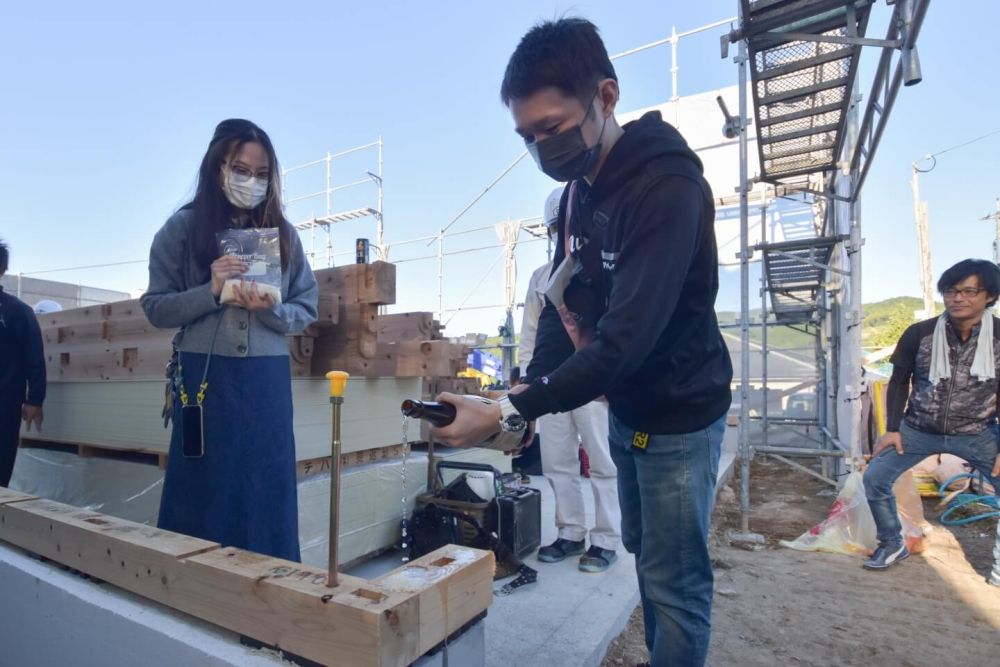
538, 401, 621, 550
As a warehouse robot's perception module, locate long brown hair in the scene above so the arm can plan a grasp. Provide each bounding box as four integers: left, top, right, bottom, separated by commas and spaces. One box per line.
183, 118, 292, 277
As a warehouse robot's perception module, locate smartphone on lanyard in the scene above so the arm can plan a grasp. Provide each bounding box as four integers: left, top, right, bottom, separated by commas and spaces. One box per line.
181, 404, 205, 458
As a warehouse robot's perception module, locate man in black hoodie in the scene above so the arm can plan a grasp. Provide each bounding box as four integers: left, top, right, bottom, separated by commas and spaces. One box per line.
434, 18, 732, 667
0, 239, 46, 488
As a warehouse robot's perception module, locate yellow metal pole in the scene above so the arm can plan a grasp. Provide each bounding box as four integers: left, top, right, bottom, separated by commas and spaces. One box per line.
325, 371, 349, 588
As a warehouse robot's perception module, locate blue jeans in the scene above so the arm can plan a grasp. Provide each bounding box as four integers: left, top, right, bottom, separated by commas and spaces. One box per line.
863, 421, 999, 545
609, 412, 725, 667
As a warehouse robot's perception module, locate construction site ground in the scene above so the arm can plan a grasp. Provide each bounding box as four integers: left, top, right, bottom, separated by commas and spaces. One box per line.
602, 456, 1000, 667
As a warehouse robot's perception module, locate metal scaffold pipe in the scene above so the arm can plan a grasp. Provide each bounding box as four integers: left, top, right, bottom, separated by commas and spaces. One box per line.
731, 10, 764, 546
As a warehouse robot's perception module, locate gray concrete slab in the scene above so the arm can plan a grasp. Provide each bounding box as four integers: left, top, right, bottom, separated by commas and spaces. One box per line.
482, 478, 638, 667
346, 478, 640, 667
348, 424, 740, 667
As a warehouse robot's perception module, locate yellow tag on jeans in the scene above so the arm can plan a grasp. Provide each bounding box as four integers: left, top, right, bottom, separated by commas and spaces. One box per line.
632, 431, 649, 451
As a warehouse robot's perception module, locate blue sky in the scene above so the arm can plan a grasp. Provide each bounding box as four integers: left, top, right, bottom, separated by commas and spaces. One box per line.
1, 1, 997, 335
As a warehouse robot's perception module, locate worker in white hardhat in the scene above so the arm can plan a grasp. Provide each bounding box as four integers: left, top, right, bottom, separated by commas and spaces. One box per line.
517, 186, 621, 573
543, 186, 562, 231
518, 186, 562, 373
517, 187, 563, 371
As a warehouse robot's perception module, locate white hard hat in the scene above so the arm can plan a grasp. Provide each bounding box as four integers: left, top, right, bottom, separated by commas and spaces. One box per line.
544, 187, 564, 228
33, 299, 63, 314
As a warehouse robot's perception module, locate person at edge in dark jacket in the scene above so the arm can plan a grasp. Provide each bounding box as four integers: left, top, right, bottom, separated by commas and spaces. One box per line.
863, 259, 1000, 583
433, 18, 733, 667
0, 239, 46, 488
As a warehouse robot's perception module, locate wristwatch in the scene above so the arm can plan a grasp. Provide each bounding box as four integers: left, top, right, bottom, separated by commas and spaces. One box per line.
498, 395, 527, 433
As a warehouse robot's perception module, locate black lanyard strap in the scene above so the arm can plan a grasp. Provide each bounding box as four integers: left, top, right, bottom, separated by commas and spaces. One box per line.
178, 309, 225, 407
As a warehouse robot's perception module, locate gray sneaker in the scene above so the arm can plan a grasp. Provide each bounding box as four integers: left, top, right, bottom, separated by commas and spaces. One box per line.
579, 545, 618, 573
537, 538, 586, 563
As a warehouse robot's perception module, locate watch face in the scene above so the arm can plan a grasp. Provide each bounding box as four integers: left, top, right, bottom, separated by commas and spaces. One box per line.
503, 415, 527, 432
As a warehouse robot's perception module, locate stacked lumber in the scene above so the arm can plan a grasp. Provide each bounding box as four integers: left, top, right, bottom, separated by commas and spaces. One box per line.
29, 261, 479, 456
39, 297, 319, 380
36, 262, 471, 382
308, 266, 468, 379
40, 300, 173, 381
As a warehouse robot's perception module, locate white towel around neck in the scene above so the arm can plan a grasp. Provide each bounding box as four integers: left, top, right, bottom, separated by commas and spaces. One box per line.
928, 313, 995, 384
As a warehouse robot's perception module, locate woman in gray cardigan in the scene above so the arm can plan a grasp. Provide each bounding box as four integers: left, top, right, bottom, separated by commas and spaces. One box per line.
141, 119, 318, 561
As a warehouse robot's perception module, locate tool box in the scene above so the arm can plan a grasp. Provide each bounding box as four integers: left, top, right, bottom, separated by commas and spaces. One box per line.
412, 460, 541, 561
495, 485, 542, 558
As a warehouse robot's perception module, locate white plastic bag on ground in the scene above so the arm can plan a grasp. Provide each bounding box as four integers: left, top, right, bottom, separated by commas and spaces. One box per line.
780, 468, 926, 556
780, 470, 876, 555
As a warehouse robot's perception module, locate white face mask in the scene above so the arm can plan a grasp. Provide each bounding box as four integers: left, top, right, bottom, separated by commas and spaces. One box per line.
223, 169, 268, 209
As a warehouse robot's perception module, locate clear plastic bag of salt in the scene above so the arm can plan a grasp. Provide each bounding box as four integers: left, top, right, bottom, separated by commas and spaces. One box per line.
216, 228, 283, 305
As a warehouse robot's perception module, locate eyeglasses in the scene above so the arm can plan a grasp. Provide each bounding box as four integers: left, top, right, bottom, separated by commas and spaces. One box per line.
228, 165, 270, 183
943, 287, 985, 299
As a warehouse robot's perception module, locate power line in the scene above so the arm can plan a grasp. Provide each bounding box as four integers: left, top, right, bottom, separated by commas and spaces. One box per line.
23, 259, 147, 276
932, 127, 1000, 158
914, 127, 1000, 172
426, 150, 529, 245
443, 249, 506, 327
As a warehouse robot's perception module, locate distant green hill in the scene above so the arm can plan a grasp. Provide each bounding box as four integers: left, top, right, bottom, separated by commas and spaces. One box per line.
719, 297, 944, 351
494, 297, 942, 365
861, 297, 942, 348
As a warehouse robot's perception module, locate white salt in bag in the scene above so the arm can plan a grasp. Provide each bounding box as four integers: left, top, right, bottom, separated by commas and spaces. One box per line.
217, 228, 283, 305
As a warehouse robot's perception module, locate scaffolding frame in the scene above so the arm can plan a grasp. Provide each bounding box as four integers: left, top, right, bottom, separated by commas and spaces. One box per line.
286, 138, 384, 267
277, 17, 744, 348
726, 0, 930, 542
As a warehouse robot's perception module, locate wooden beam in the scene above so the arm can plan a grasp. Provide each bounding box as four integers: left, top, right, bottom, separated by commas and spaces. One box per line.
374, 548, 494, 656
41, 318, 172, 346
35, 303, 114, 329
288, 335, 316, 378
297, 443, 408, 478
314, 263, 396, 307
0, 487, 35, 505
315, 292, 342, 327
376, 313, 443, 343
43, 334, 317, 381
422, 376, 481, 398
45, 343, 173, 381
0, 490, 493, 667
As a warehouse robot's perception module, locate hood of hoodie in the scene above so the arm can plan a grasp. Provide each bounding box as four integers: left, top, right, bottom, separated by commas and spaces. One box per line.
588, 110, 704, 202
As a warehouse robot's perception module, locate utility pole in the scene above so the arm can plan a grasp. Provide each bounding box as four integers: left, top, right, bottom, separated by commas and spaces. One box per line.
980, 198, 1000, 313
909, 163, 934, 318
497, 220, 519, 384
981, 197, 1000, 266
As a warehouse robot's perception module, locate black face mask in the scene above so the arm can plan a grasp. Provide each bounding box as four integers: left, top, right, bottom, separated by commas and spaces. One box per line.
527, 94, 608, 182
